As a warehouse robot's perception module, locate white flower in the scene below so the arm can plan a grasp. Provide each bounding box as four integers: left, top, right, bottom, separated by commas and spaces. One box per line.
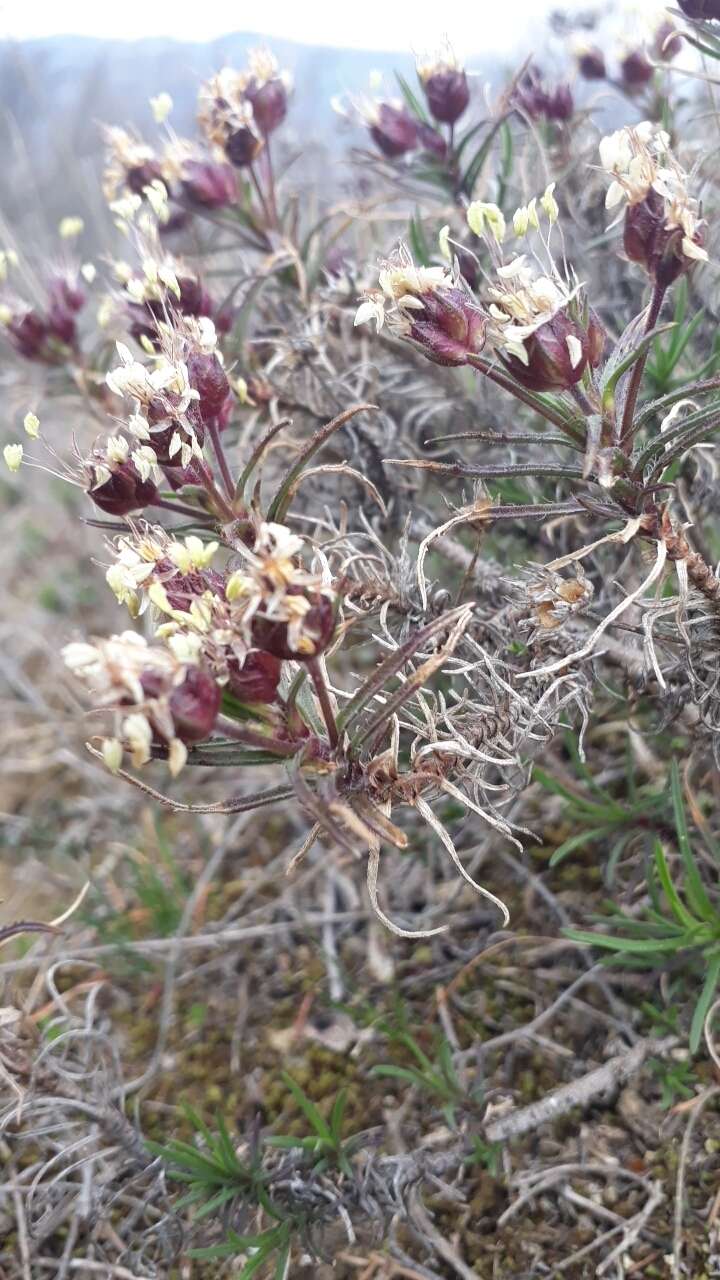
23, 412, 40, 439
566, 334, 583, 369
106, 435, 130, 465
354, 296, 386, 330
539, 183, 559, 224
143, 180, 171, 224
3, 443, 23, 473
59, 216, 84, 239
168, 737, 187, 776
598, 124, 707, 264
150, 92, 173, 124
131, 445, 159, 483
102, 738, 124, 773
123, 713, 153, 766
167, 535, 219, 573
467, 201, 506, 243
81, 262, 96, 283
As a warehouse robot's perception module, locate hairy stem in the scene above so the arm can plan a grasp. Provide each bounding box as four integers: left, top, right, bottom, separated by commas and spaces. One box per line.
215, 715, 298, 757
467, 355, 584, 439
307, 657, 339, 749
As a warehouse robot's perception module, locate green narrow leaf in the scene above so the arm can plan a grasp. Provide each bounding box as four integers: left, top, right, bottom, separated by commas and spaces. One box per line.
549, 828, 608, 867
329, 1088, 347, 1143
671, 761, 716, 924
281, 1073, 334, 1144
395, 71, 432, 123
689, 953, 720, 1055
266, 404, 376, 523
653, 839, 696, 930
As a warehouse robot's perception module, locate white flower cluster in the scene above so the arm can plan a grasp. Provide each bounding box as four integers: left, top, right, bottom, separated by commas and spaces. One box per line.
598, 122, 707, 263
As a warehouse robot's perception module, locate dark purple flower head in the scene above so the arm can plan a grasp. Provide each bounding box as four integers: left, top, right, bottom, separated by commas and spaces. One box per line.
181, 161, 238, 209
225, 124, 263, 168
356, 256, 486, 368
245, 77, 288, 135
139, 664, 221, 745
368, 103, 418, 158
187, 351, 230, 423
620, 48, 654, 91
87, 457, 158, 516
417, 51, 470, 124
678, 0, 720, 17
227, 650, 282, 704
501, 309, 592, 392
514, 70, 573, 121
577, 46, 606, 80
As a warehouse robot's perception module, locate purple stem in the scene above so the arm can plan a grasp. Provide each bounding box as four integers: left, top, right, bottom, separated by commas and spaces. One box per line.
206, 416, 235, 502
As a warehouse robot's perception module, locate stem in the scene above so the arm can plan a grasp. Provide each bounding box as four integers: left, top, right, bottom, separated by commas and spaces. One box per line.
262, 138, 279, 228
569, 383, 595, 417
248, 161, 273, 228
619, 281, 667, 449
215, 715, 298, 757
151, 497, 216, 523
198, 462, 235, 522
307, 657, 339, 749
206, 417, 235, 502
466, 355, 583, 439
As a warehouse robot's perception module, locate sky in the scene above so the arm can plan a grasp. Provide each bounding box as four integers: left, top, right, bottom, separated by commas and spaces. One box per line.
0, 0, 668, 51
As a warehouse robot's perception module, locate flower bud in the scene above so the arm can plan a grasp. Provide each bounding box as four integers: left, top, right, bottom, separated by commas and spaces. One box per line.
620, 49, 654, 91
216, 391, 235, 431
181, 160, 238, 209
245, 77, 288, 134
514, 71, 573, 122
125, 158, 165, 196
6, 310, 51, 361
162, 458, 207, 491
416, 122, 447, 158
187, 351, 230, 422
139, 664, 220, 744
406, 286, 486, 366
678, 0, 720, 17
88, 459, 158, 515
502, 310, 591, 393
624, 188, 707, 287
227, 650, 281, 703
369, 104, 418, 158
251, 588, 335, 660
577, 46, 606, 80
167, 667, 221, 743
46, 296, 80, 347
225, 125, 263, 168
420, 68, 469, 125
160, 205, 191, 236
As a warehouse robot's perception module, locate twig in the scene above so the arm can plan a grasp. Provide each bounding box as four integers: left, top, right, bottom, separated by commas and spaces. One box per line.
408, 1187, 477, 1280
672, 1085, 720, 1279
484, 1035, 677, 1142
